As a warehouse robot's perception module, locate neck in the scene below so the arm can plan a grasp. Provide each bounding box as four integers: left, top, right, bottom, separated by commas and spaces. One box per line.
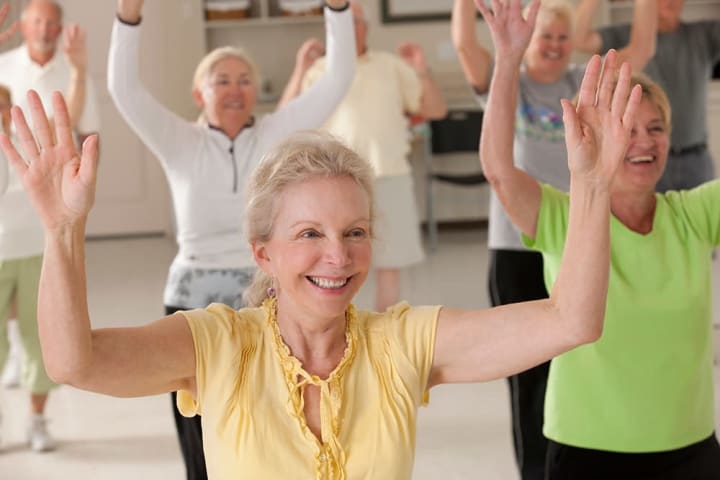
28, 48, 54, 66
274, 299, 348, 374
525, 64, 565, 84
610, 189, 657, 234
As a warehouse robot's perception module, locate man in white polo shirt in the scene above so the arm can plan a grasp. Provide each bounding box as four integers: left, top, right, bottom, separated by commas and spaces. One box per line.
0, 0, 99, 143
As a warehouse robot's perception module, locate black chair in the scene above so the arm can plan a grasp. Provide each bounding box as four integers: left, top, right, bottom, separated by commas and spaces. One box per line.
423, 109, 486, 251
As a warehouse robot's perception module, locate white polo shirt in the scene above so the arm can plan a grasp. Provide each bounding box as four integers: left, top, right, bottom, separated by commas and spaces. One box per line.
0, 44, 101, 135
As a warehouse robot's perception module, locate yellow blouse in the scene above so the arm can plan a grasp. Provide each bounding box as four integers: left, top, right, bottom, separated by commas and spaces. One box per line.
177, 299, 440, 480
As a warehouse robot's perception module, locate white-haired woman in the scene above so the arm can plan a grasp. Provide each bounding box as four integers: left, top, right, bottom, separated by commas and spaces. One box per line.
107, 1, 355, 478
4, 50, 637, 477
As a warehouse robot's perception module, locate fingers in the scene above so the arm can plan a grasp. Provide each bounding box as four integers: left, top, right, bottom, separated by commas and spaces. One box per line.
560, 98, 581, 144
576, 54, 601, 110
11, 105, 40, 160
79, 134, 99, 185
51, 91, 75, 149
524, 0, 541, 29
609, 61, 631, 119
26, 90, 55, 150
474, 0, 492, 18
622, 84, 643, 129
596, 49, 617, 109
0, 132, 28, 177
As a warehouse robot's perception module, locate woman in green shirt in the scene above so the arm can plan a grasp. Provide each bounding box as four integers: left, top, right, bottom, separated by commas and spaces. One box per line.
478, 0, 720, 477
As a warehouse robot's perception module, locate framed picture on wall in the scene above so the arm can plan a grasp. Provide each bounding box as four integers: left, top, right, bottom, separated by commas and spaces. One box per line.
381, 0, 454, 23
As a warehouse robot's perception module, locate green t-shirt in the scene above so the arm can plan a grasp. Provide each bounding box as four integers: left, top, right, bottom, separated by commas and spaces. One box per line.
523, 181, 720, 452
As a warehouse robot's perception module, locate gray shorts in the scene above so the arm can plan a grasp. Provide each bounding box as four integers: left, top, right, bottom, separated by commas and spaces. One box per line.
372, 174, 425, 269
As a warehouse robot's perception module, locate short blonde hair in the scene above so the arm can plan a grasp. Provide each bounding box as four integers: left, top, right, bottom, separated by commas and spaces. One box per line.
528, 0, 574, 30
243, 131, 375, 307
631, 73, 672, 133
192, 46, 260, 92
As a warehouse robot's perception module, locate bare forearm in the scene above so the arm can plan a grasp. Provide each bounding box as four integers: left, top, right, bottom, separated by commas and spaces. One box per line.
417, 70, 448, 119
66, 67, 87, 130
574, 0, 602, 53
551, 180, 610, 343
619, 0, 657, 71
39, 223, 93, 384
452, 0, 492, 92
277, 69, 306, 109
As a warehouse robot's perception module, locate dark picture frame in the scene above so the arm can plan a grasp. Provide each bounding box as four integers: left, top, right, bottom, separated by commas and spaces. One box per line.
381, 0, 453, 23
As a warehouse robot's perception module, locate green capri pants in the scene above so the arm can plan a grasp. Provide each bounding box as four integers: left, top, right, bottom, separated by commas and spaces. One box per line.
0, 255, 55, 394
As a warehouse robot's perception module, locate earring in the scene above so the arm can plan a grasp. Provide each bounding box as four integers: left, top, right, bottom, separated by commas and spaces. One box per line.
267, 277, 277, 298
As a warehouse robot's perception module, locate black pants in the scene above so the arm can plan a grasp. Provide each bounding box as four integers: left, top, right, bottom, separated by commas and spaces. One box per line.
546, 434, 720, 480
488, 249, 550, 480
166, 305, 207, 480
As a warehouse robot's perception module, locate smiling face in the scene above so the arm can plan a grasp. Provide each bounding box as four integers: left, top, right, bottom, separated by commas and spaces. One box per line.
613, 98, 670, 194
253, 175, 372, 325
525, 14, 573, 78
193, 56, 257, 137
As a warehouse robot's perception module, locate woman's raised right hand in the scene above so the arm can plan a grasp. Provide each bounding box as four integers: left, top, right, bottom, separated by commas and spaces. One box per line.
475, 0, 540, 64
117, 0, 144, 24
0, 91, 99, 231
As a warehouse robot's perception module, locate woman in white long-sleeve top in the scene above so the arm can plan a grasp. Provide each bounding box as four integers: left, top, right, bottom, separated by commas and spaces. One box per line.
107, 1, 355, 478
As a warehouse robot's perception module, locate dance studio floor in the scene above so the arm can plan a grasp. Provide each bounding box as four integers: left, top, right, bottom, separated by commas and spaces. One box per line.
1, 229, 719, 479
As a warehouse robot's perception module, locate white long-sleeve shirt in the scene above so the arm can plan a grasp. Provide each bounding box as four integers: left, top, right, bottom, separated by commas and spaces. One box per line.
108, 6, 355, 274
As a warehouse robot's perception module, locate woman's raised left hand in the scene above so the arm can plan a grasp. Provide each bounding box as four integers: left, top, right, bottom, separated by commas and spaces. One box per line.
561, 50, 642, 188
0, 91, 98, 232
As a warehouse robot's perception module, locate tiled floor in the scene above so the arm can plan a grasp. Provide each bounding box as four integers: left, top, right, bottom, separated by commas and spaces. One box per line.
0, 229, 719, 479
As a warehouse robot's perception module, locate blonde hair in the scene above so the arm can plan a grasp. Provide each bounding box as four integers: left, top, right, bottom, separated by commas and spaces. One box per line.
243, 131, 375, 307
192, 46, 260, 122
631, 73, 672, 133
527, 0, 574, 30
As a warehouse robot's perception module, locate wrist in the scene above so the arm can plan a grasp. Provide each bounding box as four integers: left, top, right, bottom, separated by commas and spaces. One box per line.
116, 12, 141, 25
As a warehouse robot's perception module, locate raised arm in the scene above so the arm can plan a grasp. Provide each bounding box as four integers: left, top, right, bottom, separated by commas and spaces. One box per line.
0, 3, 18, 44
574, 0, 603, 53
397, 43, 447, 119
277, 38, 324, 108
613, 0, 657, 72
430, 4, 641, 385
261, 1, 355, 141
452, 0, 493, 93
478, 0, 542, 237
61, 24, 86, 132
108, 0, 197, 164
0, 91, 196, 398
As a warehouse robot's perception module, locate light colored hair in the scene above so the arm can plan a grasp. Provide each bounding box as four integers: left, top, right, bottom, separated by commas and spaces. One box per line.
243, 130, 376, 308
630, 73, 672, 133
192, 46, 260, 122
526, 0, 574, 30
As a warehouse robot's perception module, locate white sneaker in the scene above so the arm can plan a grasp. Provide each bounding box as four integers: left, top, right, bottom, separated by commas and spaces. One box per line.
1, 353, 22, 389
27, 415, 56, 452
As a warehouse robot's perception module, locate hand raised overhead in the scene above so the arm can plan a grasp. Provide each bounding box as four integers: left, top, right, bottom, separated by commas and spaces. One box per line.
475, 0, 540, 63
0, 3, 18, 45
0, 91, 99, 231
560, 50, 642, 187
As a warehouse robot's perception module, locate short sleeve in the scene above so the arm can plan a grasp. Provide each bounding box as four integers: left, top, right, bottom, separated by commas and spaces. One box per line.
176, 303, 241, 417
670, 179, 720, 246
393, 57, 422, 115
384, 302, 441, 399
521, 183, 570, 255
598, 24, 631, 54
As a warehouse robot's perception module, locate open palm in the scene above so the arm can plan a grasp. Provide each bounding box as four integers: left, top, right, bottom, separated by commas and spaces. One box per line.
475, 0, 540, 62
0, 91, 98, 231
562, 51, 641, 186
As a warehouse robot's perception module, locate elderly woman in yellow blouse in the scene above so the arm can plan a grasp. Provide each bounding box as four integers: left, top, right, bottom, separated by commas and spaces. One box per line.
3, 52, 639, 478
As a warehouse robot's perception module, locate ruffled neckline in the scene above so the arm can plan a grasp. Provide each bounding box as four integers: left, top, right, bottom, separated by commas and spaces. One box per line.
263, 297, 358, 480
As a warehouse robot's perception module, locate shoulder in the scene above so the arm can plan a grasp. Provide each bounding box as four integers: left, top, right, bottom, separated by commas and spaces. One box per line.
181, 304, 266, 341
